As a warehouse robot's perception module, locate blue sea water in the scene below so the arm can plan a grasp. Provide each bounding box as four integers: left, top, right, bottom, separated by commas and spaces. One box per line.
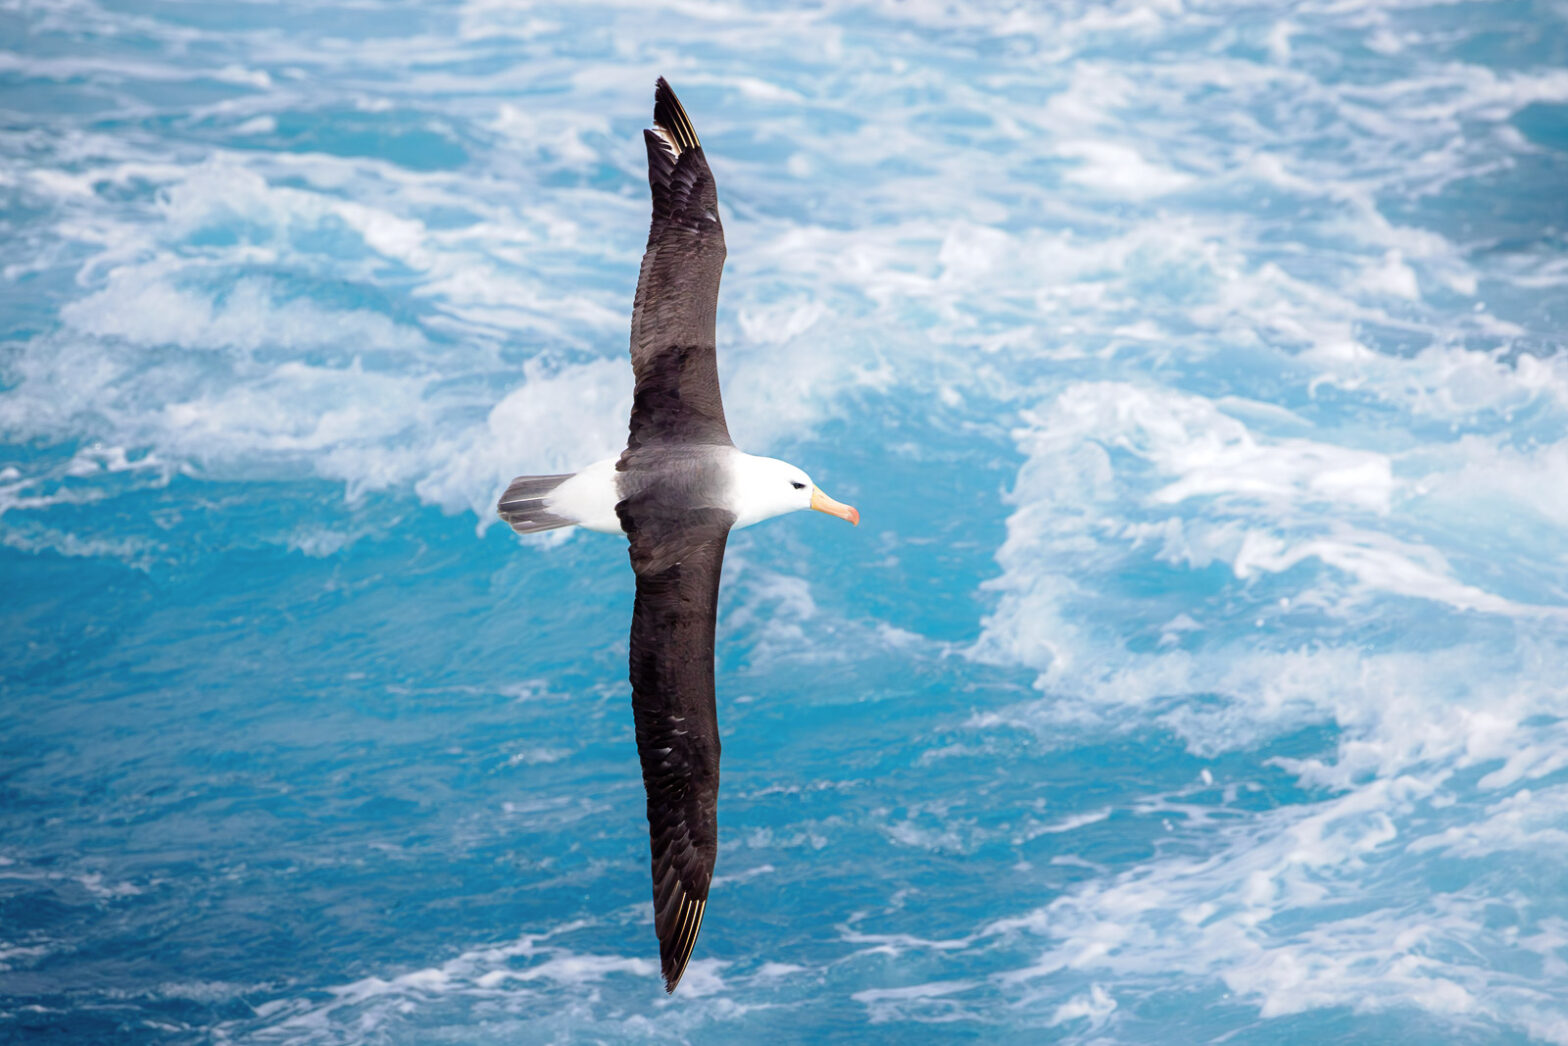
4, 0, 1568, 1042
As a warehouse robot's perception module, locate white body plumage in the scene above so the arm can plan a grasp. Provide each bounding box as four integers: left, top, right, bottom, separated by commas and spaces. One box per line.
544, 450, 827, 534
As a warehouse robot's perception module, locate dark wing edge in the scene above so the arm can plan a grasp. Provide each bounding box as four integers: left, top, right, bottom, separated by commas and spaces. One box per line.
653, 75, 701, 152
619, 502, 734, 992
624, 78, 731, 457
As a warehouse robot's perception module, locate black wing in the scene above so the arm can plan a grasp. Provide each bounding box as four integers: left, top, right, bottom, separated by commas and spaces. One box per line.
625, 78, 731, 458
617, 495, 734, 993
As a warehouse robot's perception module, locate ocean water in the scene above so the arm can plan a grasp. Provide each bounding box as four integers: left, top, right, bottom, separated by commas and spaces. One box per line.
3, 0, 1568, 1042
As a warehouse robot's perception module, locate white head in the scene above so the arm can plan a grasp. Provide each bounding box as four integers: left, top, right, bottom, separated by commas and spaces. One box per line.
727, 453, 860, 530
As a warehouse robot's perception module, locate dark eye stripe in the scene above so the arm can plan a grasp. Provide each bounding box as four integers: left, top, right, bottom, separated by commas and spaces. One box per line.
791, 481, 806, 490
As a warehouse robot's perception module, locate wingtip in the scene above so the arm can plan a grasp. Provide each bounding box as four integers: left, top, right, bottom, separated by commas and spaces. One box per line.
658, 894, 708, 994
661, 957, 690, 994
651, 76, 701, 153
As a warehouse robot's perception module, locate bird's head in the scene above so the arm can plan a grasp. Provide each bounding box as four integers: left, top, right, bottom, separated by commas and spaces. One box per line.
729, 454, 859, 530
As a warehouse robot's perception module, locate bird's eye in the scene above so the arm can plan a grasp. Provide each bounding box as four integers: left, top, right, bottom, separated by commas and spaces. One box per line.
790, 481, 806, 490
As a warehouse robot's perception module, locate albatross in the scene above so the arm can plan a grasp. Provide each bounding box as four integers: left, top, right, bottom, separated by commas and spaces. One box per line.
495, 78, 859, 993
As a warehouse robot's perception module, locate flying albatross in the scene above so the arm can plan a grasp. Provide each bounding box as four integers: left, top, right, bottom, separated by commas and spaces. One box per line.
496, 78, 859, 993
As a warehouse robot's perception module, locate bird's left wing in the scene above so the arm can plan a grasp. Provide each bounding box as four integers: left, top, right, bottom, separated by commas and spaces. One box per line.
624, 78, 731, 457
616, 496, 735, 992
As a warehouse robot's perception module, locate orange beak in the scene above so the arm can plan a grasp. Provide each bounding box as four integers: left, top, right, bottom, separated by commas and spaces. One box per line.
810, 486, 859, 526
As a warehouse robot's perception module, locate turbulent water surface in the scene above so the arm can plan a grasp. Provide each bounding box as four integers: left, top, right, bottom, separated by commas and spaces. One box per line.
4, 1, 1568, 1042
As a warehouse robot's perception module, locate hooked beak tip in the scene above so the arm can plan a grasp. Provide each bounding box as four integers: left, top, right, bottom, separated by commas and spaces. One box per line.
810, 486, 860, 527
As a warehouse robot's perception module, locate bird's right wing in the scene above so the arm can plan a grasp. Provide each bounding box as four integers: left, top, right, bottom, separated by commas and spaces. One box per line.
617, 496, 735, 992
624, 78, 731, 458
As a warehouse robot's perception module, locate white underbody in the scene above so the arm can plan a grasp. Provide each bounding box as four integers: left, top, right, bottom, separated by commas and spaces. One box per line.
545, 449, 816, 534
547, 457, 624, 533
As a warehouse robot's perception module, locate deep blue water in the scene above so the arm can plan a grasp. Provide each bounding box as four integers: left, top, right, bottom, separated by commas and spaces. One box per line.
4, 1, 1568, 1042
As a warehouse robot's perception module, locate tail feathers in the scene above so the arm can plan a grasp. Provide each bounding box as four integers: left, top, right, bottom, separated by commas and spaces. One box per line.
498, 473, 575, 534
